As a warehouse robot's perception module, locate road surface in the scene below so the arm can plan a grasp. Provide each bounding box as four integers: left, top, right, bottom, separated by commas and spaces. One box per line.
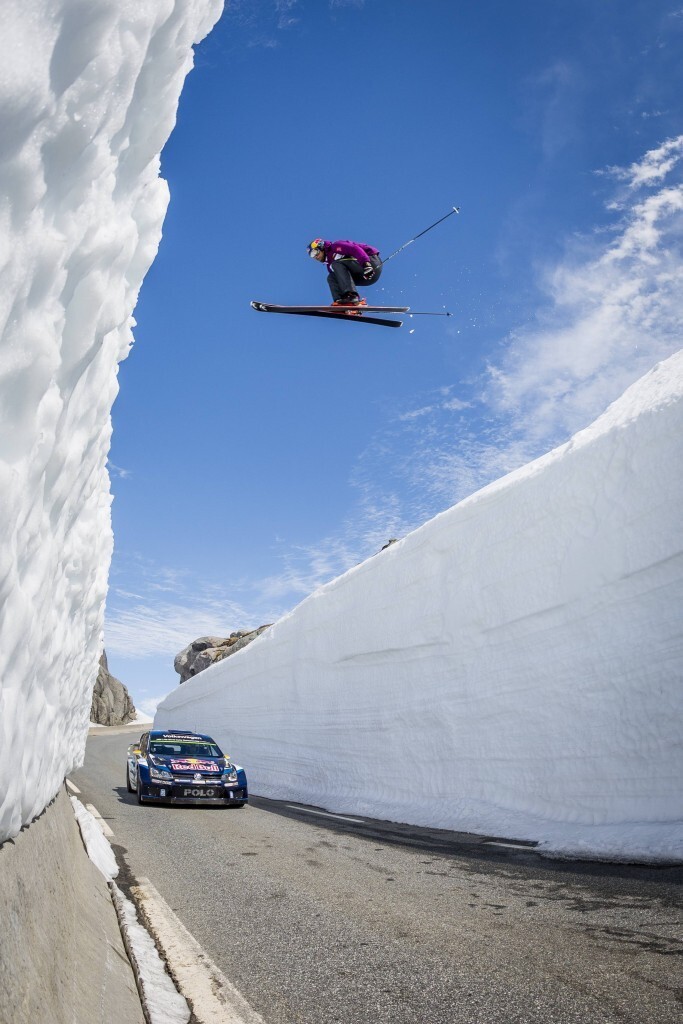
71, 726, 683, 1024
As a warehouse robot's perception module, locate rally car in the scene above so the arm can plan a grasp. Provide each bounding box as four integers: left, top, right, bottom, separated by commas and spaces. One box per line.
126, 729, 248, 807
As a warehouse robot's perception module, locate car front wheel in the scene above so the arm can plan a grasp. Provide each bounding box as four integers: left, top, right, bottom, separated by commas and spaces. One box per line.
136, 776, 144, 805
126, 764, 135, 793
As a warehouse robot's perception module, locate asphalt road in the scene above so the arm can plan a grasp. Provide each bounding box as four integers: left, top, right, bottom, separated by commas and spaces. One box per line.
71, 726, 683, 1024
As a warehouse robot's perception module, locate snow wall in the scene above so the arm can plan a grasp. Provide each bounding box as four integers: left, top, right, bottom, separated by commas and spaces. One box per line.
0, 0, 223, 844
156, 352, 683, 862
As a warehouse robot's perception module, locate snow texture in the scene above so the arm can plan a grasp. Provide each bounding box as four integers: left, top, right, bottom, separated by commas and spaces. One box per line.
156, 352, 683, 863
0, 1, 222, 844
70, 794, 118, 880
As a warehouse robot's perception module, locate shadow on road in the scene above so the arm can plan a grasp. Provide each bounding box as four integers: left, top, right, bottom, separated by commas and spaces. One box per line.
249, 795, 683, 885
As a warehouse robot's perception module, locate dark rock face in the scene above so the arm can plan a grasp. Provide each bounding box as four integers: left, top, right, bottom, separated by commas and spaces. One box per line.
174, 626, 271, 683
90, 651, 136, 725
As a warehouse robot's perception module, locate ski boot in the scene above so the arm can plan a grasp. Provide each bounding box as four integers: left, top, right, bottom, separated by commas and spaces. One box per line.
334, 293, 367, 316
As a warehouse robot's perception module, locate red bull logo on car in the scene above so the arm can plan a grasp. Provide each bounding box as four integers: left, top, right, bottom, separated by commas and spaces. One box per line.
169, 759, 221, 772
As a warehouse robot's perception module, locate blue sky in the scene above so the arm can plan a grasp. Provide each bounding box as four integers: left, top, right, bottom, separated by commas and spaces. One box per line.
105, 0, 683, 714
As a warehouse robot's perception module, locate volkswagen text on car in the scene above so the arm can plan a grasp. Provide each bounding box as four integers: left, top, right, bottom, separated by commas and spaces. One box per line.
126, 730, 248, 806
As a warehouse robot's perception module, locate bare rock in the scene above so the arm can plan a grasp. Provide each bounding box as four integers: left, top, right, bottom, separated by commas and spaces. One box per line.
175, 626, 271, 683
90, 651, 136, 725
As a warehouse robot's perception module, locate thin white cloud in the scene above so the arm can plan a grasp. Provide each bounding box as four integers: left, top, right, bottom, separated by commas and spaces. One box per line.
522, 60, 586, 162
487, 160, 683, 445
442, 398, 470, 412
223, 0, 301, 48
105, 598, 250, 659
603, 136, 683, 190
137, 695, 169, 718
258, 537, 360, 601
275, 0, 299, 23
398, 404, 437, 421
397, 391, 471, 422
109, 557, 189, 597
105, 554, 270, 660
107, 461, 132, 479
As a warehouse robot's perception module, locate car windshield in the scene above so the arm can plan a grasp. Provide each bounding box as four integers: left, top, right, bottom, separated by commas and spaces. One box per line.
149, 740, 223, 759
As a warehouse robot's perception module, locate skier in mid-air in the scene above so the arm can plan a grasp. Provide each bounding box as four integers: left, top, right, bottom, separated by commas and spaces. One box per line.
252, 210, 458, 327
307, 237, 382, 313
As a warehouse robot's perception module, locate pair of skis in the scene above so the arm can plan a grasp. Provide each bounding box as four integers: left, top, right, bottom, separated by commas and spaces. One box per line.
251, 301, 408, 328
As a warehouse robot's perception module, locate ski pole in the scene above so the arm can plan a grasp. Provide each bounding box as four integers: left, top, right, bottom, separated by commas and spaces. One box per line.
380, 206, 460, 265
407, 310, 453, 316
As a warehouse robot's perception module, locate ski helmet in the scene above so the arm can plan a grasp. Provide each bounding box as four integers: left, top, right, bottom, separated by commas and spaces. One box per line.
308, 238, 325, 259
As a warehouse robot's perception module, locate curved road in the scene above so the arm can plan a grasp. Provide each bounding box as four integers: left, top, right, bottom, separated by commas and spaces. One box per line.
71, 725, 683, 1024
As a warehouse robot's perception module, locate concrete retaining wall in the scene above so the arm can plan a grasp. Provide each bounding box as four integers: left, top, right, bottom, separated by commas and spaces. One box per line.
0, 785, 144, 1024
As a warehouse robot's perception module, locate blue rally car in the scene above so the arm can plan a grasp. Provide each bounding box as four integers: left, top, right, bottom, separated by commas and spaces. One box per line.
126, 729, 248, 807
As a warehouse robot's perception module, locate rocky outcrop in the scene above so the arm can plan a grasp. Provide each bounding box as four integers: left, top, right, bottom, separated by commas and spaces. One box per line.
175, 627, 271, 683
90, 651, 136, 725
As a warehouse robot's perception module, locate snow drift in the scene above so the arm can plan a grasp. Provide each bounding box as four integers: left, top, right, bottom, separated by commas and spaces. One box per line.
156, 351, 683, 862
0, 0, 222, 844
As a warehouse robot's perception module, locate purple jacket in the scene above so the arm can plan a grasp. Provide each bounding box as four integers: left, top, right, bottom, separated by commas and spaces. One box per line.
322, 239, 380, 269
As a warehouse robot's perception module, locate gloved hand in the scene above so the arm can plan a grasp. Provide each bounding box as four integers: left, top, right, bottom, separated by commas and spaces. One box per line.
362, 262, 374, 280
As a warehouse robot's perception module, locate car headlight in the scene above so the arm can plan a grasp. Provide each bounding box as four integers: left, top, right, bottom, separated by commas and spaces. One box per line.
150, 767, 173, 782
223, 770, 238, 783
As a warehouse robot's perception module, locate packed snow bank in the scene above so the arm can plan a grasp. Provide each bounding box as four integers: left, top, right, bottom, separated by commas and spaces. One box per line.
0, 0, 222, 844
156, 352, 683, 862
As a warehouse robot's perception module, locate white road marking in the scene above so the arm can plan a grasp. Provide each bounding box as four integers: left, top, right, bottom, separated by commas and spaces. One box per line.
85, 802, 114, 838
131, 878, 266, 1024
484, 841, 535, 850
286, 805, 365, 824
65, 778, 80, 794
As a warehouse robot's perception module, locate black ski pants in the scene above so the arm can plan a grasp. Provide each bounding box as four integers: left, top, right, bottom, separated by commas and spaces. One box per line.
327, 254, 382, 301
